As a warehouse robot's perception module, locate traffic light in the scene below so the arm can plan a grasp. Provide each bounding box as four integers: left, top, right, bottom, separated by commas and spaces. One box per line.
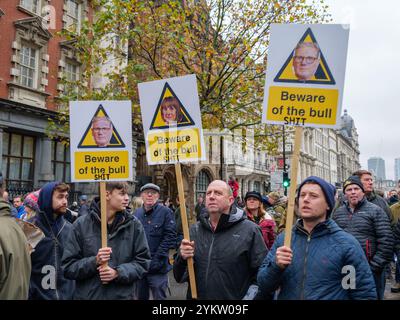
283, 172, 290, 188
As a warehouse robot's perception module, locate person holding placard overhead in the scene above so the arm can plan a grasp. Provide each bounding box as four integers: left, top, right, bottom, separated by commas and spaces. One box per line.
257, 176, 377, 300
62, 182, 151, 300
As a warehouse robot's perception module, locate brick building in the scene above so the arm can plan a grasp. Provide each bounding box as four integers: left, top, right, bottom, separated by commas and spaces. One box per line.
0, 0, 91, 198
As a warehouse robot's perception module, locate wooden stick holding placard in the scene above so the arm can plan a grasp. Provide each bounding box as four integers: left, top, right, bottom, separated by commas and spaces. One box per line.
100, 182, 108, 267
175, 163, 197, 299
284, 126, 303, 247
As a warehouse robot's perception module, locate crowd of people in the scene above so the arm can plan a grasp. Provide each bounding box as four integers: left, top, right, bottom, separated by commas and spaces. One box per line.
1, 168, 400, 300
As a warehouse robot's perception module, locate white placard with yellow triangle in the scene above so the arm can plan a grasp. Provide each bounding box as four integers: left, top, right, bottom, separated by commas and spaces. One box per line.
69, 100, 132, 182
262, 24, 349, 129
138, 74, 206, 165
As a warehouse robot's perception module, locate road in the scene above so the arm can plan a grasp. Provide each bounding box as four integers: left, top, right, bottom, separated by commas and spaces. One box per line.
165, 270, 400, 300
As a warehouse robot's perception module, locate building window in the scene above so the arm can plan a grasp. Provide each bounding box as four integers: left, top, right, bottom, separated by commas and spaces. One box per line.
65, 62, 78, 81
253, 181, 260, 192
64, 60, 79, 93
51, 141, 71, 182
2, 132, 35, 189
65, 0, 81, 30
20, 45, 37, 88
195, 169, 211, 200
20, 0, 40, 14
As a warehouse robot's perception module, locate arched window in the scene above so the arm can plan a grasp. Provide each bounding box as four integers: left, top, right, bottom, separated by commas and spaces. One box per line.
195, 169, 211, 200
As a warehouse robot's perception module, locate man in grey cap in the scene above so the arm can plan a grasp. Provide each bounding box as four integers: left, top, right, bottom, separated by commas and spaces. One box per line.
134, 183, 176, 300
78, 194, 89, 217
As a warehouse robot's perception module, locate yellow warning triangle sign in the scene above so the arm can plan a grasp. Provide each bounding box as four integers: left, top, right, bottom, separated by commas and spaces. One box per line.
150, 82, 195, 130
77, 104, 126, 148
274, 28, 335, 85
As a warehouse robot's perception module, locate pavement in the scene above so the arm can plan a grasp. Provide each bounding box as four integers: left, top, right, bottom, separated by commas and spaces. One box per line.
165, 270, 400, 300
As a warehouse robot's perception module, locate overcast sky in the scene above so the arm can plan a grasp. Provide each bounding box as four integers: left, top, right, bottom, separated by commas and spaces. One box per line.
324, 0, 400, 180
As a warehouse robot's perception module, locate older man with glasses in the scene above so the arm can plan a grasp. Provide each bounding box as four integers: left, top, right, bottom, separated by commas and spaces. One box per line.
292, 42, 321, 81
134, 183, 176, 300
91, 116, 113, 147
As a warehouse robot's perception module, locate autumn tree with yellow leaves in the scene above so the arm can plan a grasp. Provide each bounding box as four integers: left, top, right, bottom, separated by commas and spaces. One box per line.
49, 0, 331, 153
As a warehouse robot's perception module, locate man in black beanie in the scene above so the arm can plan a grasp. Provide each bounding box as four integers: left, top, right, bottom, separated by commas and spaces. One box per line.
333, 175, 394, 300
257, 176, 376, 300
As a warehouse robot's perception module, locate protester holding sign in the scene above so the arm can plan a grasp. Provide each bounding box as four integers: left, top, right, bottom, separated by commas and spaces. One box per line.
62, 182, 151, 300
257, 176, 377, 300
173, 180, 267, 299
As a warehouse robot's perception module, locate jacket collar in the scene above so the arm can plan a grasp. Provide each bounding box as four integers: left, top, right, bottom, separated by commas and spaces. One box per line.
89, 197, 132, 235
200, 205, 245, 232
295, 218, 340, 238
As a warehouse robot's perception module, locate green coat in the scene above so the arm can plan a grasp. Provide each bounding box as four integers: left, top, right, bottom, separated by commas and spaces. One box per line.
0, 199, 31, 299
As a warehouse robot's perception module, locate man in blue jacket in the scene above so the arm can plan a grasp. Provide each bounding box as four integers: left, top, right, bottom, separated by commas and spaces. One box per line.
29, 182, 75, 299
134, 183, 176, 300
257, 176, 377, 300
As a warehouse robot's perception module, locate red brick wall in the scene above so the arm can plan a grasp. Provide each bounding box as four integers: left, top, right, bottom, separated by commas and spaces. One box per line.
0, 1, 93, 110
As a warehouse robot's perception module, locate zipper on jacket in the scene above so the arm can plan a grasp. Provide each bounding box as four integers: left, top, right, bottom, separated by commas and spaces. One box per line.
54, 238, 60, 300
300, 235, 311, 300
204, 234, 215, 298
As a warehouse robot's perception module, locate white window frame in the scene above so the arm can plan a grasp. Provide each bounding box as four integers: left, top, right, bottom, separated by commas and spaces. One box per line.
65, 61, 79, 82
65, 0, 82, 31
20, 0, 41, 15
19, 45, 38, 88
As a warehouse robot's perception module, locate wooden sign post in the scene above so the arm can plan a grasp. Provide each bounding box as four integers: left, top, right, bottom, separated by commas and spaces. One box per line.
262, 24, 350, 247
138, 75, 205, 299
175, 163, 197, 299
283, 127, 303, 247
100, 182, 108, 254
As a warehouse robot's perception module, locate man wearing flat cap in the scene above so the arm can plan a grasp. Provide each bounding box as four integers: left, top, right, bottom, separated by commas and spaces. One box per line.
134, 183, 176, 300
258, 176, 376, 300
332, 175, 394, 300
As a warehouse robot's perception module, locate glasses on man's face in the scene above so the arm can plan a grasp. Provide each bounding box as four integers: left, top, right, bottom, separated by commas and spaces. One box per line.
143, 190, 157, 196
93, 127, 111, 132
293, 56, 319, 64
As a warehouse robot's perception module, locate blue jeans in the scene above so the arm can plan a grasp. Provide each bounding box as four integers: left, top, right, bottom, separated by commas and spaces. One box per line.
137, 273, 168, 300
373, 270, 386, 300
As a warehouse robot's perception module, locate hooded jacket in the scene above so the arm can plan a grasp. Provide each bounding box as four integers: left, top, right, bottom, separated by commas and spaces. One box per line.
61, 198, 151, 300
173, 206, 267, 299
0, 199, 31, 299
257, 219, 377, 300
332, 197, 394, 273
29, 182, 75, 300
